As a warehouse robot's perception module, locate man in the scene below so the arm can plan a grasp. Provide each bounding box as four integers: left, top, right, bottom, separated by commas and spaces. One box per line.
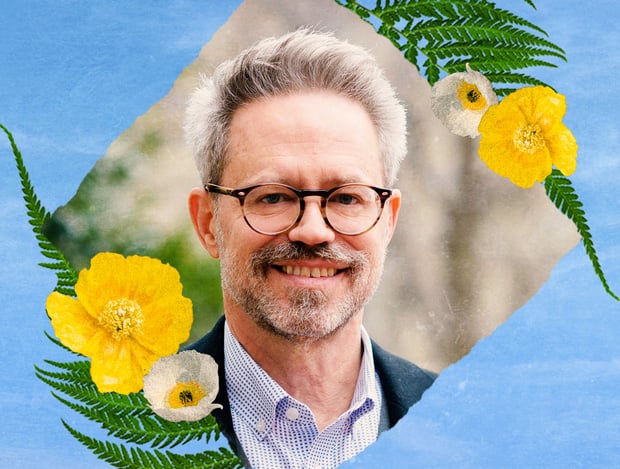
185, 29, 436, 468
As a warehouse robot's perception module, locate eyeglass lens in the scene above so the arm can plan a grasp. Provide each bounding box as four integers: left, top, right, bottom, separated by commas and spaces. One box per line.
242, 184, 383, 235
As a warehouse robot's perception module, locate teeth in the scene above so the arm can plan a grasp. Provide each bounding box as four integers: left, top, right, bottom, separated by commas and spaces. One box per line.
282, 265, 336, 277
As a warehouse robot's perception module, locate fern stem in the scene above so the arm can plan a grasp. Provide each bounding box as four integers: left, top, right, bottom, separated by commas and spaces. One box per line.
1, 123, 78, 294
544, 170, 619, 302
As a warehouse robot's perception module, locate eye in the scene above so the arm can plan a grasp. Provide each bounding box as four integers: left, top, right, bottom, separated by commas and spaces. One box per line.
252, 189, 296, 206
331, 193, 359, 205
260, 193, 285, 204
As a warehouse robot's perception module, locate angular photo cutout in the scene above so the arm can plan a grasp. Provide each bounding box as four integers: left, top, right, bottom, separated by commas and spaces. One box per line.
44, 0, 580, 464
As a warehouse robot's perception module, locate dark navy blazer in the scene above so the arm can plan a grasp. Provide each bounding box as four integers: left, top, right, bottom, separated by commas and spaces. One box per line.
185, 316, 437, 454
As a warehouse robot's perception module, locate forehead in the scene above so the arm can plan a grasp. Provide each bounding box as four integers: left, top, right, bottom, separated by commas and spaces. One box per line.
222, 91, 384, 187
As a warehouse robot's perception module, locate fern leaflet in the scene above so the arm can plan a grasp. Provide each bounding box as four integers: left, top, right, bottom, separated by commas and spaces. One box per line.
63, 421, 242, 469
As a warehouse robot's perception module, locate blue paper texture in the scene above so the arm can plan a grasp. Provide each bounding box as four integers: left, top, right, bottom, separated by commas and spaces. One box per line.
1, 1, 618, 467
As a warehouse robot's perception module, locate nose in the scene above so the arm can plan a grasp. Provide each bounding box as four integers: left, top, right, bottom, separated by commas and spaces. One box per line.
287, 197, 336, 245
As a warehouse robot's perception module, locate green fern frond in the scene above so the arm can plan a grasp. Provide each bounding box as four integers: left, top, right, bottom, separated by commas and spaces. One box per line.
34, 346, 234, 459
544, 170, 619, 301
62, 421, 165, 469
165, 447, 243, 469
38, 359, 238, 462
408, 19, 561, 53
36, 359, 92, 382
1, 123, 78, 295
2, 123, 239, 465
62, 421, 242, 469
36, 358, 220, 450
35, 367, 138, 412
337, 0, 566, 86
53, 392, 217, 449
477, 71, 551, 97
35, 361, 152, 416
432, 43, 565, 64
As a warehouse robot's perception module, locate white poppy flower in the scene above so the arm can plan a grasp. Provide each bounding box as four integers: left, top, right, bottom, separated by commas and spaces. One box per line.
430, 64, 498, 137
143, 350, 222, 422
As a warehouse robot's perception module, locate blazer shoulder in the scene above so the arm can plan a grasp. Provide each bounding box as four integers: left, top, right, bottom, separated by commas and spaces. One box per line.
182, 315, 226, 362
372, 340, 437, 424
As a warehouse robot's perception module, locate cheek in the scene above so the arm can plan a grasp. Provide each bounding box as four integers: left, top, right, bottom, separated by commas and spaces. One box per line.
213, 203, 250, 245
353, 224, 390, 253
215, 218, 272, 266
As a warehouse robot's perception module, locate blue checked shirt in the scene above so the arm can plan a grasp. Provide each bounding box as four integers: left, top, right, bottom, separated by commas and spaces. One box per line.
224, 322, 383, 469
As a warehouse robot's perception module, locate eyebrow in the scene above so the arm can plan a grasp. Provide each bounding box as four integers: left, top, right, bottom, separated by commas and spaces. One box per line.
235, 174, 378, 189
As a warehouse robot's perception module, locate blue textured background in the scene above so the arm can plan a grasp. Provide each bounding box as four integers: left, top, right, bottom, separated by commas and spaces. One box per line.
1, 2, 618, 467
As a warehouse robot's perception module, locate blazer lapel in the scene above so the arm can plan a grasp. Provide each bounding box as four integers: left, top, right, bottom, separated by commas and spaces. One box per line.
183, 316, 237, 451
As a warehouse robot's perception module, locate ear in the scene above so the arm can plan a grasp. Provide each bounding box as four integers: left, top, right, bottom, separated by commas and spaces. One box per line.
188, 187, 220, 259
384, 188, 401, 242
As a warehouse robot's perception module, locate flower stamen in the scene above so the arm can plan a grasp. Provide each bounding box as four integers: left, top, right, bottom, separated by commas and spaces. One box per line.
513, 123, 545, 154
99, 298, 144, 340
167, 381, 207, 408
457, 81, 487, 111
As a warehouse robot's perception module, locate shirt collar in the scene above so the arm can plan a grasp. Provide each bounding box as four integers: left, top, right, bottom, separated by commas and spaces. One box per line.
350, 327, 381, 420
224, 321, 285, 440
224, 320, 381, 440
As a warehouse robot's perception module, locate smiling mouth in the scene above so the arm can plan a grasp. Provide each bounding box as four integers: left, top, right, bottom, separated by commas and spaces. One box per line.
274, 265, 340, 278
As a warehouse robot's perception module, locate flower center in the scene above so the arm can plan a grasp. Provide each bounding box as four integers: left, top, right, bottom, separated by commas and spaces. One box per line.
457, 81, 487, 111
513, 123, 545, 154
167, 381, 207, 408
99, 298, 144, 340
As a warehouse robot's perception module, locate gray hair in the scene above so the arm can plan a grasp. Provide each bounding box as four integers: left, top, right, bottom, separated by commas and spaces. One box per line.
184, 29, 407, 187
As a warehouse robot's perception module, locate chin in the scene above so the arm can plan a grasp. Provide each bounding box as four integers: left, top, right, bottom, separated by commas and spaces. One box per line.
259, 300, 358, 343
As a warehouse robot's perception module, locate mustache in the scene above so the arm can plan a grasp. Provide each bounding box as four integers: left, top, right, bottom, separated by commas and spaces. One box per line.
250, 242, 368, 275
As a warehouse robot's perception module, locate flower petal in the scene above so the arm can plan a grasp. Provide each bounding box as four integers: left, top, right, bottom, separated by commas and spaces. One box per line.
144, 351, 222, 422
89, 337, 157, 393
46, 292, 99, 355
135, 294, 193, 356
548, 124, 578, 176
151, 402, 223, 423
74, 252, 128, 317
431, 64, 498, 137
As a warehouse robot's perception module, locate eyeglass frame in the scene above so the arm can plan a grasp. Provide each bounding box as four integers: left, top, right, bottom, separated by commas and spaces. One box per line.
204, 182, 393, 236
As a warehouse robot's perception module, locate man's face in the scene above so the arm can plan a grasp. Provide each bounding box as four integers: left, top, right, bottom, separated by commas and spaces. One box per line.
199, 91, 400, 342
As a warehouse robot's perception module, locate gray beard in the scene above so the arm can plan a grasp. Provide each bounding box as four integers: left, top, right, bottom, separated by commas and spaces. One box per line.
218, 240, 381, 343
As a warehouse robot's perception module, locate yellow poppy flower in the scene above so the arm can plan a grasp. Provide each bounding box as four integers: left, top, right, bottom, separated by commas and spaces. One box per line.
478, 86, 578, 188
46, 252, 193, 394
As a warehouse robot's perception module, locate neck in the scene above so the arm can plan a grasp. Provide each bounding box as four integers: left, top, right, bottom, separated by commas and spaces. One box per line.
225, 304, 364, 431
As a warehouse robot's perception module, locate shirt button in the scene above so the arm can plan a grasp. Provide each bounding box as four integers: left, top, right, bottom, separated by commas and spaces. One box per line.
255, 420, 266, 432
285, 407, 299, 420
